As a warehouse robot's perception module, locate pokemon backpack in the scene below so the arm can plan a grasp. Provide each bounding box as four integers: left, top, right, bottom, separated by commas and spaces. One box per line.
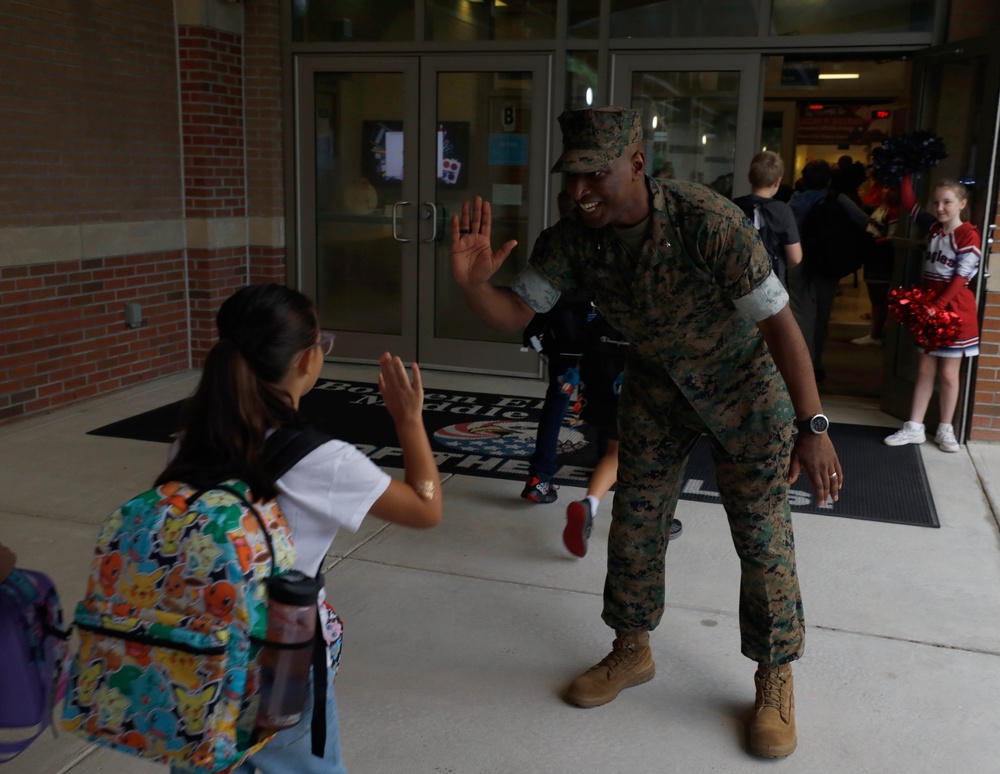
0, 568, 71, 763
61, 426, 330, 773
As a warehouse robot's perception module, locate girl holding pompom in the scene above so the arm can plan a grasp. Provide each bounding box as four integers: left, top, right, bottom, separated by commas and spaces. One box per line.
884, 177, 981, 452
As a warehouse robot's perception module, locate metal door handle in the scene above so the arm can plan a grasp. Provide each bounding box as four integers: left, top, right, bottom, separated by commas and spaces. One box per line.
422, 201, 438, 243
392, 201, 411, 242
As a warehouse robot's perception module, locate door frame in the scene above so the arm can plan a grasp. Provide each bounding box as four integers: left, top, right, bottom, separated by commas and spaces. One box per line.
416, 53, 553, 376
609, 52, 763, 197
880, 37, 1000, 438
295, 55, 421, 362
295, 53, 552, 376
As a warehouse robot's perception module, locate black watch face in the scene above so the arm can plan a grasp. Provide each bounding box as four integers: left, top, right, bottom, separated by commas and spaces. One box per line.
809, 414, 830, 434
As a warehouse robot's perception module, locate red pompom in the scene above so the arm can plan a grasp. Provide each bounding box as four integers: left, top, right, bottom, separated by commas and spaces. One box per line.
888, 286, 961, 352
919, 309, 961, 352
888, 286, 927, 328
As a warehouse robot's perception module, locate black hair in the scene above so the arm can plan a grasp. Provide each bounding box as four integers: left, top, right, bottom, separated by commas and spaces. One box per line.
156, 284, 319, 500
831, 161, 866, 196
800, 160, 831, 191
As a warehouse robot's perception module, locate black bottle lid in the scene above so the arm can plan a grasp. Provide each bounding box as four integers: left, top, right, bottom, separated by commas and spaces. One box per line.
265, 570, 322, 606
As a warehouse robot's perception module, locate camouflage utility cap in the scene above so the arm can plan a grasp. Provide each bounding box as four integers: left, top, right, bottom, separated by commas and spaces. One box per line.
551, 107, 643, 174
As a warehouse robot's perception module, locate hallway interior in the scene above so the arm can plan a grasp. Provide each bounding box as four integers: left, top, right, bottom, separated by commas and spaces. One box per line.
821, 269, 886, 400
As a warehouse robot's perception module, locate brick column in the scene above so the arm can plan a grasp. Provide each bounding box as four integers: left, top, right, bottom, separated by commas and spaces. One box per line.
176, 0, 288, 362
245, 0, 288, 285
177, 11, 248, 363
970, 204, 1000, 441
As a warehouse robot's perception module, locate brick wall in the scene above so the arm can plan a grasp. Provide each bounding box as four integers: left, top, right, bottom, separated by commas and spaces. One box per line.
245, 1, 289, 286
249, 245, 287, 285
176, 0, 289, 362
179, 25, 247, 220
187, 246, 248, 354
0, 1, 292, 425
970, 205, 1000, 442
177, 21, 249, 364
0, 253, 188, 423
0, 1, 182, 228
0, 0, 190, 424
245, 1, 286, 221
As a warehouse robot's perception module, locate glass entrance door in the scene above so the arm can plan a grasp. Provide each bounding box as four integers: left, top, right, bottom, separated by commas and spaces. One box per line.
611, 53, 761, 198
298, 59, 420, 363
297, 55, 550, 375
881, 39, 1000, 434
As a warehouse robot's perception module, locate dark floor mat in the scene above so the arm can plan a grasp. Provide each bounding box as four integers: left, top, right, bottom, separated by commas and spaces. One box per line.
89, 378, 938, 527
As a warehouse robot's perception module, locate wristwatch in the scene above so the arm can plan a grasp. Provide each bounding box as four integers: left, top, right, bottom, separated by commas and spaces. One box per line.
795, 413, 830, 435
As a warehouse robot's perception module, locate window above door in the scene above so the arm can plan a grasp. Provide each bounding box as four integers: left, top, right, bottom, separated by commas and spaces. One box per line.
291, 0, 943, 45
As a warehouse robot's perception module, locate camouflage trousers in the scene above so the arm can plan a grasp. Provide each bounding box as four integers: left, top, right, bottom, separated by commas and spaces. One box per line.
604, 363, 804, 666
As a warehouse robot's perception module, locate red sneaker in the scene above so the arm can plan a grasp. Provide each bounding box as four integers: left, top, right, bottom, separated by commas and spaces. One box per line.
563, 499, 594, 557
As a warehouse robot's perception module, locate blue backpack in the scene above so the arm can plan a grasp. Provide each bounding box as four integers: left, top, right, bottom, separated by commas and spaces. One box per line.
0, 568, 71, 762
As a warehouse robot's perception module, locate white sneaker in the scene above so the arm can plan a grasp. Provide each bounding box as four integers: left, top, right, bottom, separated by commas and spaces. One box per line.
884, 422, 926, 446
851, 334, 883, 347
935, 424, 960, 453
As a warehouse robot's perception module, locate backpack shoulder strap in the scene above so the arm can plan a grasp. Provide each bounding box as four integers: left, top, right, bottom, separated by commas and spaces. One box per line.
183, 427, 331, 575
260, 425, 335, 760
261, 426, 333, 480
732, 194, 755, 222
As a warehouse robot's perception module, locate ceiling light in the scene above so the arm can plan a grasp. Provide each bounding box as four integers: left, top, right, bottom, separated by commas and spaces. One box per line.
652, 115, 658, 129
818, 73, 860, 80
585, 87, 593, 106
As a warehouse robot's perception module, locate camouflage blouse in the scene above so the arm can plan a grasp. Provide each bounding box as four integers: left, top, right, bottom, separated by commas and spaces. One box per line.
523, 176, 794, 453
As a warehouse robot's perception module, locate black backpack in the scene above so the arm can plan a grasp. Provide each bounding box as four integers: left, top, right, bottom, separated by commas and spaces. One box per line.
522, 288, 593, 358
583, 309, 629, 362
800, 193, 874, 280
579, 309, 629, 408
734, 195, 784, 281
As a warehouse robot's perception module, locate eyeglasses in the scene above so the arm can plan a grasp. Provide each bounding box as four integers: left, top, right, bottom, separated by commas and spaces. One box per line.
317, 333, 336, 356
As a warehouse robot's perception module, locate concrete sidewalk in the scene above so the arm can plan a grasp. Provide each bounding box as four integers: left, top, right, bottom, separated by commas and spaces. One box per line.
2, 364, 999, 773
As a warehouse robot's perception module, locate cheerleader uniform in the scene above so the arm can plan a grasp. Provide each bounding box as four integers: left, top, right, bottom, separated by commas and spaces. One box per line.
918, 217, 981, 357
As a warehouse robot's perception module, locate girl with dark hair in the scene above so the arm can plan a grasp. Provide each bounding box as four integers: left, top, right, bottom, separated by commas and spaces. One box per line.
164, 284, 442, 774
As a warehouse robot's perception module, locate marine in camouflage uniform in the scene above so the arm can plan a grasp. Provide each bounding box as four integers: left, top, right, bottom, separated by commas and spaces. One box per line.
518, 175, 802, 663
450, 106, 842, 759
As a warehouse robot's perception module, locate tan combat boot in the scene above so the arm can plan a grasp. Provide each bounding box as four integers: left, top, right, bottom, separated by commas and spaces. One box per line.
563, 631, 655, 708
750, 663, 797, 758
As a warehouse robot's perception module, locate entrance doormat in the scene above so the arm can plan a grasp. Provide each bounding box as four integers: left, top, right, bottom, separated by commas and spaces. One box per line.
89, 378, 939, 527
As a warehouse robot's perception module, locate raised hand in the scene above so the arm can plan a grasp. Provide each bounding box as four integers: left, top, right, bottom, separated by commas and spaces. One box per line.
450, 197, 518, 289
378, 352, 423, 426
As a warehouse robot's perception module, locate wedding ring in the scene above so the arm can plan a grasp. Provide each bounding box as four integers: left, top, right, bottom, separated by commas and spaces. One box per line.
459, 228, 471, 235
830, 472, 838, 478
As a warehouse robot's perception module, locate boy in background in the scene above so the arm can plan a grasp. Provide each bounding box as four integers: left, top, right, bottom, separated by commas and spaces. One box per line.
733, 151, 802, 288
